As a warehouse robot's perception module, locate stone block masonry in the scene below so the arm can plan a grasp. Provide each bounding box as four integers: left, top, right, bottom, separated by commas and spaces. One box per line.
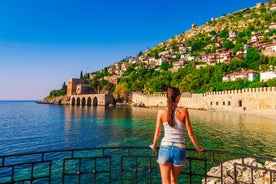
131, 87, 276, 113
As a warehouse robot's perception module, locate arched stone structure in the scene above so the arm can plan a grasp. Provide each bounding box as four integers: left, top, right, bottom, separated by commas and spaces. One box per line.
87, 97, 92, 106
69, 94, 114, 106
93, 97, 98, 106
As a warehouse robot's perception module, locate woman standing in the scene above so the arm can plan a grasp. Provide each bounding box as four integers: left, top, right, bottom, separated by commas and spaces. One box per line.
150, 87, 205, 184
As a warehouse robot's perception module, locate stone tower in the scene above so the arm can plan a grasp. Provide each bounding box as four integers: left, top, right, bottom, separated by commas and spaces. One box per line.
67, 78, 90, 96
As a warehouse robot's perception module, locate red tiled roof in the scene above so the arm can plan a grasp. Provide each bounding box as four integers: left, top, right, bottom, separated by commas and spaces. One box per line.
225, 70, 259, 77
225, 72, 239, 77
241, 69, 259, 75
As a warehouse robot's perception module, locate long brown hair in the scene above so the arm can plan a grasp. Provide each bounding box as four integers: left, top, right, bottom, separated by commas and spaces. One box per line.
166, 87, 180, 127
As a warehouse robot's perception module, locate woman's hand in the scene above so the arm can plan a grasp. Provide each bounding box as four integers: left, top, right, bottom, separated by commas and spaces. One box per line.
196, 147, 206, 152
149, 144, 157, 150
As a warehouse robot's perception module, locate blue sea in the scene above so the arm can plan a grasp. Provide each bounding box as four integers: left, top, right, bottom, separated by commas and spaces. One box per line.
0, 100, 275, 157
0, 101, 276, 183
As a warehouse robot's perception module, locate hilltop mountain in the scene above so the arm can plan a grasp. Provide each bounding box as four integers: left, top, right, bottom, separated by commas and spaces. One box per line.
48, 1, 276, 102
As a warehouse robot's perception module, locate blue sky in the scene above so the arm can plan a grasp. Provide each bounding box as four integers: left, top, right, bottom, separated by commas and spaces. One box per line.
0, 0, 266, 100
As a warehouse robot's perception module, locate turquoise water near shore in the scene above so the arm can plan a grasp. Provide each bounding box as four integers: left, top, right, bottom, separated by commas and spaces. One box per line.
0, 101, 275, 157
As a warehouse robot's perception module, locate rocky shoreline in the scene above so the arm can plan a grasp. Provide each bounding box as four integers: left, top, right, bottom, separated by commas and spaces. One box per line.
37, 95, 69, 105
203, 157, 276, 184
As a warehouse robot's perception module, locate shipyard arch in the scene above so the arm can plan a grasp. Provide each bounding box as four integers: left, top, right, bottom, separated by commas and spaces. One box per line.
71, 97, 75, 105
76, 97, 81, 106
81, 97, 86, 106
87, 97, 92, 106
93, 97, 98, 106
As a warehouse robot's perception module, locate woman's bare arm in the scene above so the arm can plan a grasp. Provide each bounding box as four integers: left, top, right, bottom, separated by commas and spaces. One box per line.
149, 110, 164, 149
184, 108, 205, 152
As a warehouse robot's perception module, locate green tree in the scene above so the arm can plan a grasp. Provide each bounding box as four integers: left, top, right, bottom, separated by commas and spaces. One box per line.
244, 48, 260, 70
160, 62, 172, 71
113, 83, 130, 102
260, 5, 267, 13
219, 29, 229, 40
49, 82, 67, 97
80, 70, 83, 79
223, 40, 235, 50
267, 79, 276, 86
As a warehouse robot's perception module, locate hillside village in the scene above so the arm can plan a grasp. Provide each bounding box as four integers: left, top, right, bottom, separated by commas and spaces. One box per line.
90, 2, 276, 84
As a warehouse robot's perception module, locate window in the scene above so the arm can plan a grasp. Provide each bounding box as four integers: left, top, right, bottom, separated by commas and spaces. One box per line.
238, 100, 242, 107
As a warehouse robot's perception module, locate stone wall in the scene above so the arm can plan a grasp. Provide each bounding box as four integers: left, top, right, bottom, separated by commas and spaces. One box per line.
131, 87, 276, 113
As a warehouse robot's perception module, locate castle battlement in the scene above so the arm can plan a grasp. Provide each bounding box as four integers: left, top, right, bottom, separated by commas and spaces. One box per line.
203, 87, 276, 96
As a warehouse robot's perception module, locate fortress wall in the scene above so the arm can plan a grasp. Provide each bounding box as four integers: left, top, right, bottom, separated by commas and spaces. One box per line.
131, 87, 276, 113
131, 92, 167, 107
241, 87, 276, 112
179, 94, 205, 109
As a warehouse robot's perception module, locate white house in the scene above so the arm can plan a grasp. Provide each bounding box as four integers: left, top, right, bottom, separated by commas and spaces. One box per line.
155, 58, 167, 66
270, 7, 276, 11
223, 72, 240, 82
181, 54, 195, 61
260, 71, 276, 81
223, 70, 259, 82
229, 31, 239, 39
244, 70, 259, 81
269, 25, 276, 30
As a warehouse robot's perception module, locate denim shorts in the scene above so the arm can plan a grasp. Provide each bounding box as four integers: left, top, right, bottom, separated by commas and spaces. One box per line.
157, 145, 186, 166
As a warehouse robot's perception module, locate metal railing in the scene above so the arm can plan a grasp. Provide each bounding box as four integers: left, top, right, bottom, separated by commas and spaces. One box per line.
0, 147, 275, 184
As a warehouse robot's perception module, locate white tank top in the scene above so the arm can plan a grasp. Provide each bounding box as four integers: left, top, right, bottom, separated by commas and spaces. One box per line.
161, 108, 185, 144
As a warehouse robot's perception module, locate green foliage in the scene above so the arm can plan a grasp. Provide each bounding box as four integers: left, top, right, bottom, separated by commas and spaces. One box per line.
89, 79, 115, 93
49, 82, 67, 97
268, 57, 276, 66
147, 46, 166, 58
265, 29, 276, 37
138, 51, 143, 56
267, 79, 276, 86
113, 83, 130, 102
219, 29, 229, 40
160, 62, 172, 71
260, 5, 267, 13
123, 64, 135, 76
244, 48, 260, 70
209, 30, 217, 36
223, 40, 235, 50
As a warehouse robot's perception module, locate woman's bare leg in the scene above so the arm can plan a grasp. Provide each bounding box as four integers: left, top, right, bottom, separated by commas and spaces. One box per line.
159, 163, 172, 184
171, 166, 184, 184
